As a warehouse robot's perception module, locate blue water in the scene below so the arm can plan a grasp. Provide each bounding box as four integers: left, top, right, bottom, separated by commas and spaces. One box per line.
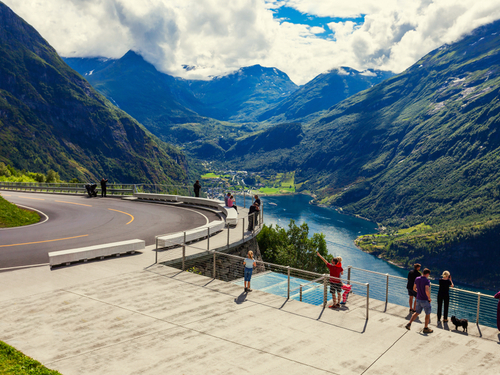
235, 194, 498, 327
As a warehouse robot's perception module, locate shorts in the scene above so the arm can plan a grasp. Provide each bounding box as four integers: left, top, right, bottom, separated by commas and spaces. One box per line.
330, 282, 342, 294
407, 288, 417, 297
415, 299, 431, 315
244, 267, 253, 282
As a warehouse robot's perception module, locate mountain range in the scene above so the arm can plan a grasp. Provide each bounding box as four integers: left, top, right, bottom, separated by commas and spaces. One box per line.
63, 52, 394, 148
224, 20, 500, 287
0, 2, 186, 183
4, 0, 500, 286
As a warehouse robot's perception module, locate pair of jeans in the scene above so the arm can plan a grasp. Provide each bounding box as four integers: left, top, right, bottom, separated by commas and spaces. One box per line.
437, 294, 449, 320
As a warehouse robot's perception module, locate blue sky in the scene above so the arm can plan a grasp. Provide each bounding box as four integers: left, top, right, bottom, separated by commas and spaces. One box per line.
5, 0, 500, 85
273, 6, 365, 40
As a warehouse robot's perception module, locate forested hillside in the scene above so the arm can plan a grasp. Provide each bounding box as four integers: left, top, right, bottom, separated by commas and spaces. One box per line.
0, 2, 187, 183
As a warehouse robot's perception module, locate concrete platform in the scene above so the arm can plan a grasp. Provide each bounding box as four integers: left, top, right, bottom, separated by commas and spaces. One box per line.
1, 247, 499, 374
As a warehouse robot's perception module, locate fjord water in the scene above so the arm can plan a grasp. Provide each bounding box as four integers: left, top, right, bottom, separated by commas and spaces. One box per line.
237, 194, 497, 327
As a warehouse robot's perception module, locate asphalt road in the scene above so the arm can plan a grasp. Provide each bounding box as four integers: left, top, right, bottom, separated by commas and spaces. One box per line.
0, 191, 220, 268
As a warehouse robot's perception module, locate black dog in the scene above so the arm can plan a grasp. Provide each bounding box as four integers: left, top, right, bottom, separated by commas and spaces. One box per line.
451, 316, 468, 332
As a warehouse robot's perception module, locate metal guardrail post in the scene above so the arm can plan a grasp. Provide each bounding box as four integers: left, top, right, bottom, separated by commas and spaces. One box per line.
227, 225, 230, 248
323, 275, 328, 308
244, 191, 246, 208
300, 285, 303, 302
287, 266, 291, 299
476, 292, 481, 324
366, 283, 370, 320
242, 218, 245, 240
155, 237, 158, 264
207, 227, 210, 250
213, 251, 216, 279
182, 232, 186, 271
385, 273, 389, 309
347, 266, 351, 285
261, 204, 264, 225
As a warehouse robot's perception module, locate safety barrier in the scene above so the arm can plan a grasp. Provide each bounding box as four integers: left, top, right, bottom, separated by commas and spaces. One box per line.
346, 266, 499, 328
48, 239, 145, 268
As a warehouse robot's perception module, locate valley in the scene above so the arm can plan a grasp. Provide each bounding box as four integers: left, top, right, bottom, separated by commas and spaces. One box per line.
2, 0, 500, 287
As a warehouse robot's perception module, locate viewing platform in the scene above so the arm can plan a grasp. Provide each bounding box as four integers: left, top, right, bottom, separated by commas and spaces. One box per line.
0, 245, 499, 374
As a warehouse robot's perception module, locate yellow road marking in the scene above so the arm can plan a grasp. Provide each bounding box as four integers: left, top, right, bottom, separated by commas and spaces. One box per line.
108, 208, 134, 225
0, 234, 89, 248
55, 200, 92, 207
17, 196, 45, 200
2, 194, 12, 196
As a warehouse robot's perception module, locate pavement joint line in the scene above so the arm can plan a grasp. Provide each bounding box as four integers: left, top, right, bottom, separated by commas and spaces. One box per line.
146, 268, 367, 335
360, 330, 408, 374
57, 287, 339, 374
0, 263, 49, 272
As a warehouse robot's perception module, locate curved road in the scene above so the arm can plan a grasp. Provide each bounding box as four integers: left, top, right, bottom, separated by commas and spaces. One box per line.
0, 192, 220, 268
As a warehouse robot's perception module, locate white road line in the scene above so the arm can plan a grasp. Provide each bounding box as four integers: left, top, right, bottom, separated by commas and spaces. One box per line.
0, 204, 49, 231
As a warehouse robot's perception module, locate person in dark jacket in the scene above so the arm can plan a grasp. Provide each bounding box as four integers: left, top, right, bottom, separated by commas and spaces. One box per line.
100, 178, 108, 197
247, 202, 259, 231
407, 263, 421, 313
437, 271, 454, 322
193, 180, 201, 197
254, 195, 261, 207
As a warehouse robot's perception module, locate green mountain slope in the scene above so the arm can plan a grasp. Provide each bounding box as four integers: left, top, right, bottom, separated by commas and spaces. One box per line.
226, 20, 500, 287
0, 2, 186, 183
257, 67, 394, 123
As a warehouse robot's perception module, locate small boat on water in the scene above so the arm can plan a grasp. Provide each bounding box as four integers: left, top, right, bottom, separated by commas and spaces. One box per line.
268, 202, 278, 206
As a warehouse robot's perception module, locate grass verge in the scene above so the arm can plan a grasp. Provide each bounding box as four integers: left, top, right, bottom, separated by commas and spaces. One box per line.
0, 195, 40, 228
0, 341, 61, 375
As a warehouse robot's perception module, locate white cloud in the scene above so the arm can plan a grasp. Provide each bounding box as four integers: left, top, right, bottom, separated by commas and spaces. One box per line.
3, 0, 500, 85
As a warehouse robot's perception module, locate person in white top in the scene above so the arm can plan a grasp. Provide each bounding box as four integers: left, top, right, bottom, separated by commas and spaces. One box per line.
243, 250, 256, 292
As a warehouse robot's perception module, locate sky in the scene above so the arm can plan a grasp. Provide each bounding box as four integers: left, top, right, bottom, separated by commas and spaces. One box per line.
5, 0, 500, 85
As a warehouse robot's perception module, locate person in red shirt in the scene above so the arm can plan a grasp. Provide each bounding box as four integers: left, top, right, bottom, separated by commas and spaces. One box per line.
317, 252, 344, 308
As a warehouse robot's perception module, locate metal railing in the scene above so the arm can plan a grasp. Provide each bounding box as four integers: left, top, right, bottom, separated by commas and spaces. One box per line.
164, 249, 370, 319
0, 181, 135, 195
155, 212, 264, 265
347, 266, 498, 328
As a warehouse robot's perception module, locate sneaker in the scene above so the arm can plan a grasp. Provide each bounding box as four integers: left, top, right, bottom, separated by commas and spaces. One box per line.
329, 305, 338, 309
339, 302, 346, 305
335, 303, 340, 307
423, 327, 433, 333
244, 288, 248, 292
405, 323, 411, 330
247, 288, 253, 292
443, 319, 448, 323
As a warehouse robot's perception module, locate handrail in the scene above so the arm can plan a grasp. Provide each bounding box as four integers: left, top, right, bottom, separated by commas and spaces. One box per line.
290, 276, 325, 293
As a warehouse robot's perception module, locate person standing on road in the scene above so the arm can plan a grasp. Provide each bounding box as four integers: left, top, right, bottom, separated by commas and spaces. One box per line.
317, 253, 343, 308
437, 271, 454, 322
100, 178, 108, 197
243, 250, 256, 292
407, 263, 421, 314
406, 268, 433, 333
193, 180, 201, 197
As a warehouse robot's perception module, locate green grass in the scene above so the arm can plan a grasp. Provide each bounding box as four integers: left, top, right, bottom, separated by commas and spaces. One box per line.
0, 341, 61, 375
0, 195, 40, 228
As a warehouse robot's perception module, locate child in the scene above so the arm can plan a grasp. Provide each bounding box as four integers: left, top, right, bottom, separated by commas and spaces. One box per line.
336, 256, 343, 268
243, 251, 256, 292
340, 284, 352, 305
